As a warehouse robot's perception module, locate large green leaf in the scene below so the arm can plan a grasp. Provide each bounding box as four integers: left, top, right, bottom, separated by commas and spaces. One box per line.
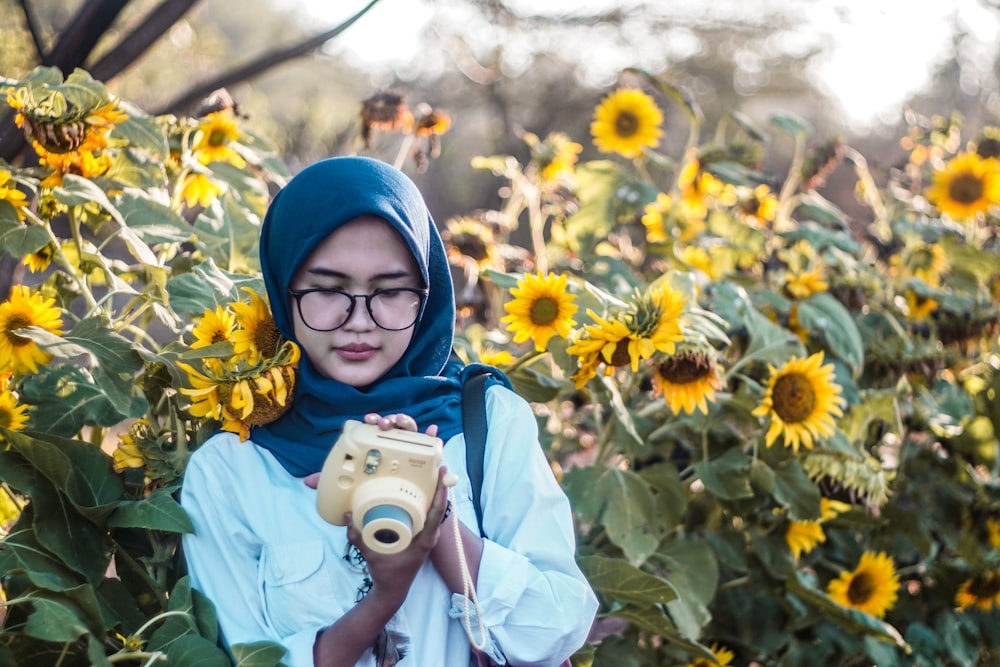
796, 292, 865, 375
655, 534, 718, 640
0, 505, 79, 588
692, 446, 753, 500
231, 641, 290, 667
563, 467, 662, 565
21, 594, 91, 642
20, 365, 139, 436
167, 257, 264, 316
0, 205, 49, 255
164, 635, 231, 667
770, 457, 822, 521
578, 555, 677, 605
116, 189, 196, 245
108, 489, 194, 534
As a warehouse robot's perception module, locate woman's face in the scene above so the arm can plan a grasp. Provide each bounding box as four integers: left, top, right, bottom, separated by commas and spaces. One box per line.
289, 215, 423, 388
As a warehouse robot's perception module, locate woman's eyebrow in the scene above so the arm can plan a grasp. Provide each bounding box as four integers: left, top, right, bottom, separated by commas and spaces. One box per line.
304, 267, 415, 281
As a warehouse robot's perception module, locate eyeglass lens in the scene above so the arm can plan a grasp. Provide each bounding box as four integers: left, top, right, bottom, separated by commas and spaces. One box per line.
297, 289, 423, 331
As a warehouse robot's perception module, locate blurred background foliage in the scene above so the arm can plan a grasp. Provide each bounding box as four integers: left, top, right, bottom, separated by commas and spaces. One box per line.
2, 1, 1000, 665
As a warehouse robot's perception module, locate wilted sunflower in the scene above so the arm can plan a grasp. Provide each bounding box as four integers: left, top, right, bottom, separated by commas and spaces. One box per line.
112, 421, 147, 473
752, 351, 845, 453
652, 349, 723, 415
231, 289, 283, 364
685, 642, 734, 667
502, 272, 578, 352
0, 285, 64, 375
180, 172, 223, 208
926, 151, 1000, 220
360, 90, 413, 148
0, 388, 29, 431
955, 569, 1000, 611
827, 551, 900, 618
590, 88, 663, 159
0, 168, 28, 221
193, 109, 247, 168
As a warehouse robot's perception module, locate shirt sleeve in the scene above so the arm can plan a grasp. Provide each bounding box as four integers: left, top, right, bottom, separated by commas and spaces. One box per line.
180, 438, 324, 667
453, 386, 598, 666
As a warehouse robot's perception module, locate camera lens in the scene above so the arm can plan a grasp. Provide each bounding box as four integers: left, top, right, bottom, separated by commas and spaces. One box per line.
374, 529, 400, 544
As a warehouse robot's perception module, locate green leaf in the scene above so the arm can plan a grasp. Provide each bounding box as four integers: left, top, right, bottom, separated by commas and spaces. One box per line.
771, 113, 812, 136
578, 555, 677, 605
796, 292, 864, 375
0, 209, 49, 256
692, 446, 753, 500
771, 457, 822, 521
0, 504, 80, 588
563, 467, 662, 565
562, 161, 654, 254
231, 641, 289, 667
794, 193, 850, 228
22, 594, 90, 642
20, 365, 142, 436
116, 189, 196, 245
108, 489, 194, 534
839, 389, 902, 447
506, 361, 563, 403
786, 571, 908, 649
112, 107, 170, 157
638, 462, 686, 533
167, 258, 263, 316
657, 534, 718, 640
165, 635, 231, 667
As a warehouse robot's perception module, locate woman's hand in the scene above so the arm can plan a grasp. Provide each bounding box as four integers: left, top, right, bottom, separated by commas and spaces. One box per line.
302, 414, 440, 489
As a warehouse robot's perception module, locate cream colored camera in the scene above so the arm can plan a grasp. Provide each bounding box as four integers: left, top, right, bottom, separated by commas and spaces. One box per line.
316, 419, 443, 554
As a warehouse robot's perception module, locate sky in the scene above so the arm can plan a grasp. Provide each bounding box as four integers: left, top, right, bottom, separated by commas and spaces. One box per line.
282, 0, 999, 129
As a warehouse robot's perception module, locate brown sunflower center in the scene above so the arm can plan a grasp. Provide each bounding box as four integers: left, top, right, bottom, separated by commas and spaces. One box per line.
847, 572, 876, 605
614, 111, 640, 138
949, 173, 985, 204
657, 353, 710, 384
254, 318, 282, 359
609, 338, 632, 367
529, 297, 560, 327
3, 314, 33, 346
977, 137, 1000, 160
208, 129, 229, 147
969, 573, 1000, 599
0, 407, 14, 428
771, 373, 816, 424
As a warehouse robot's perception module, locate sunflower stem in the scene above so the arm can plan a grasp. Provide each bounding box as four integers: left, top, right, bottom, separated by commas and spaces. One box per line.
392, 132, 416, 171
27, 207, 100, 312
775, 129, 807, 233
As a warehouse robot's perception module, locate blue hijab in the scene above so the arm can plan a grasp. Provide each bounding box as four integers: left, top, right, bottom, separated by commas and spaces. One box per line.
253, 156, 507, 476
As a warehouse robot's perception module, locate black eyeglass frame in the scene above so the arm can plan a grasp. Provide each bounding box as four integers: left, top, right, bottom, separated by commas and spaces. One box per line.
287, 287, 429, 332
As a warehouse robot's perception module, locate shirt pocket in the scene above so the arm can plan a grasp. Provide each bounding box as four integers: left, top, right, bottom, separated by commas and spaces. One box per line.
259, 539, 345, 637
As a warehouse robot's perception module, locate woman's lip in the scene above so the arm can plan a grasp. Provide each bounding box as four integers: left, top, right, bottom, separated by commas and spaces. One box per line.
335, 344, 377, 361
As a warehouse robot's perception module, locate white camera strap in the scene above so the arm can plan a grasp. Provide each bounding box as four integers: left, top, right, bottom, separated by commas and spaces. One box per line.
449, 486, 488, 651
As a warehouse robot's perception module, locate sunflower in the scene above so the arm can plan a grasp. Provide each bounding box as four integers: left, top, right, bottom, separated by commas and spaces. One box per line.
191, 306, 236, 350
903, 290, 938, 322
0, 389, 29, 431
502, 272, 578, 352
679, 246, 724, 282
414, 109, 451, 137
685, 642, 734, 667
926, 152, 1000, 220
955, 569, 1000, 611
526, 131, 583, 184
478, 349, 515, 366
784, 267, 828, 300
737, 183, 779, 226
785, 498, 846, 559
180, 172, 223, 208
22, 245, 53, 273
360, 90, 414, 147
987, 517, 1000, 549
641, 193, 673, 243
0, 168, 28, 221
193, 109, 247, 168
678, 160, 731, 219
231, 289, 283, 364
652, 350, 724, 415
827, 551, 899, 618
112, 423, 146, 473
752, 351, 845, 453
444, 216, 497, 269
590, 88, 663, 159
620, 285, 686, 369
37, 146, 113, 188
0, 285, 64, 375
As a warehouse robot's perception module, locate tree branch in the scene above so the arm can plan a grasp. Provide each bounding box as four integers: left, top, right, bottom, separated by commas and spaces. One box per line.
43, 0, 130, 73
88, 0, 203, 82
154, 0, 382, 115
17, 0, 47, 62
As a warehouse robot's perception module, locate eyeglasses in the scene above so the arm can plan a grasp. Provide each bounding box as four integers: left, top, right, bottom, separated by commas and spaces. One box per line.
288, 287, 428, 331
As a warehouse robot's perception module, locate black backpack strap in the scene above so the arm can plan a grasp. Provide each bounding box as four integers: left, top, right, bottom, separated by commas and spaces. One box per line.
462, 370, 491, 538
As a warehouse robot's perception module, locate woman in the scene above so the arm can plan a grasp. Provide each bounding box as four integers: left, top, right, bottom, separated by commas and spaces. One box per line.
181, 156, 598, 666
